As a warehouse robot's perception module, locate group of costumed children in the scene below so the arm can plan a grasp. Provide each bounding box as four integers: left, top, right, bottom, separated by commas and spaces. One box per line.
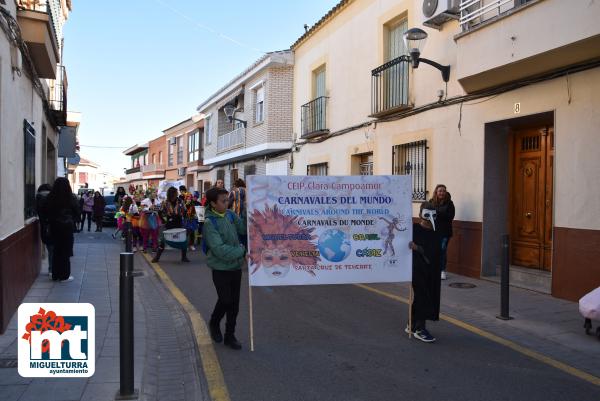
115, 185, 199, 256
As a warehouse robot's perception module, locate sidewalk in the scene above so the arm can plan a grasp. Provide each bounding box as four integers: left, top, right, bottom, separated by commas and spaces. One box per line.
0, 231, 209, 401
370, 272, 600, 378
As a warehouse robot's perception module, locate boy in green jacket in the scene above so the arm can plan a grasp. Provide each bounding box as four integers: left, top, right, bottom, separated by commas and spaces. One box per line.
203, 187, 247, 350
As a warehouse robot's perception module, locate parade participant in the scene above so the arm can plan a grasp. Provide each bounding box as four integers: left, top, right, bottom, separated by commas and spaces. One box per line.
92, 191, 106, 232
181, 187, 199, 251
228, 178, 246, 218
140, 188, 162, 253
115, 186, 127, 207
407, 202, 442, 343
43, 177, 80, 282
429, 184, 455, 280
80, 190, 94, 232
121, 196, 142, 251
203, 187, 247, 350
152, 186, 189, 263
36, 184, 53, 278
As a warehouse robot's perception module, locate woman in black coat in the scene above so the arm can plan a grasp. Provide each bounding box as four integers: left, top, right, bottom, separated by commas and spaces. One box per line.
93, 191, 106, 232
430, 184, 455, 280
408, 202, 441, 343
43, 177, 80, 282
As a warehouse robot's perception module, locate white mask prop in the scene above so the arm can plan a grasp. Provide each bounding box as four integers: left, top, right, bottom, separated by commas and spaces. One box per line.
421, 208, 437, 231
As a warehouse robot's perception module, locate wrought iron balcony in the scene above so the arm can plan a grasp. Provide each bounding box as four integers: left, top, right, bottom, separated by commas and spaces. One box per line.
217, 126, 245, 153
49, 64, 67, 125
301, 96, 328, 139
371, 55, 411, 117
16, 0, 60, 78
460, 0, 534, 31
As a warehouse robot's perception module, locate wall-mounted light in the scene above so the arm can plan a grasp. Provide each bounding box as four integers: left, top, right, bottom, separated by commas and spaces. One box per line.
403, 27, 450, 82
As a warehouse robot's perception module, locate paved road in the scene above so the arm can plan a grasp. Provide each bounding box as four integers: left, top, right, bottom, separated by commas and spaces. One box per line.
154, 249, 599, 401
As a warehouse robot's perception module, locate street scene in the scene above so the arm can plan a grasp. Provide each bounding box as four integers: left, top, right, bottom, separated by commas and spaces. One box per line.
1, 0, 600, 400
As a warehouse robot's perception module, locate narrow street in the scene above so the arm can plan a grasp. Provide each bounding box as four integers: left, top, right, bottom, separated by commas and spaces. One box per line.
152, 247, 600, 401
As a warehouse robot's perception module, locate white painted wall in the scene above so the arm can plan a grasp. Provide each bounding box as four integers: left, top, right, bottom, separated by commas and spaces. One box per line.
292, 0, 600, 231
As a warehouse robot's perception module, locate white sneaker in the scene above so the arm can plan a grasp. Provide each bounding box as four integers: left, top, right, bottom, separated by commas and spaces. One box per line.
60, 276, 74, 282
441, 271, 447, 280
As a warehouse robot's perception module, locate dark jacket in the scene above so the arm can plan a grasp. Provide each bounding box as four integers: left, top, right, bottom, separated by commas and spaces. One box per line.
93, 196, 106, 216
432, 194, 455, 238
45, 195, 81, 236
412, 223, 442, 322
36, 190, 51, 244
202, 208, 247, 271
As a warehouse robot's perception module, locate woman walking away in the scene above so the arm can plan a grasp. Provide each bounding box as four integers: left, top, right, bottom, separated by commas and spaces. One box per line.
407, 202, 442, 342
430, 184, 455, 280
152, 187, 189, 263
203, 187, 247, 350
80, 190, 94, 232
43, 177, 80, 282
93, 191, 106, 232
36, 184, 53, 278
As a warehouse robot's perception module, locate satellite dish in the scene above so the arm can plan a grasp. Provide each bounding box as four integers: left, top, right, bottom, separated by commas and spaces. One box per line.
423, 0, 438, 18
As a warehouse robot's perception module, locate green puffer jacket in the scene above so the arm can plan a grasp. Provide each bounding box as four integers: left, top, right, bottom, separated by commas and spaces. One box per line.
202, 208, 247, 271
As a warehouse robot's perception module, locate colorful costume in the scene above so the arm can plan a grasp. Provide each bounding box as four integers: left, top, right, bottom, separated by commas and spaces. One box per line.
140, 196, 162, 252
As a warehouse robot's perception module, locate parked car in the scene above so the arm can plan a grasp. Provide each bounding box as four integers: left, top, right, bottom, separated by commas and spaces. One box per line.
103, 195, 117, 226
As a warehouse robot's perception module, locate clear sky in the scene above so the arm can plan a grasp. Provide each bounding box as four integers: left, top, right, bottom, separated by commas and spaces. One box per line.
63, 0, 338, 178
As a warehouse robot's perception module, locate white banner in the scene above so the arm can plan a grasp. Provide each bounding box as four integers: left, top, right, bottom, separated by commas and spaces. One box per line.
247, 175, 413, 286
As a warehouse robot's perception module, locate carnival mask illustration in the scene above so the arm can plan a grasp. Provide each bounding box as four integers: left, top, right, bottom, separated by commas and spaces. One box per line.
420, 208, 437, 231
261, 248, 292, 278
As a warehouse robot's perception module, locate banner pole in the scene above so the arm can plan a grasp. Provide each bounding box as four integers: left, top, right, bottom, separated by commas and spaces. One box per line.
408, 285, 413, 339
249, 284, 255, 352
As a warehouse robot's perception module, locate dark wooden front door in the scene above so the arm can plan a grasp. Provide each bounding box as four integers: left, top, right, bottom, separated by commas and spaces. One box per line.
510, 127, 554, 271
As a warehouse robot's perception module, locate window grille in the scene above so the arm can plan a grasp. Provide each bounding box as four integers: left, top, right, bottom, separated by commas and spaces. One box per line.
392, 140, 427, 200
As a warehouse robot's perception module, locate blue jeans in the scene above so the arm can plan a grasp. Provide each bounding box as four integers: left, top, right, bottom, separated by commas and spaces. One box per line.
440, 237, 450, 272
46, 243, 54, 274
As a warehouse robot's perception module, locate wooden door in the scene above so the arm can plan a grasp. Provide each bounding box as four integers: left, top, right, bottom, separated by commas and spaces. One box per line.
510, 127, 554, 271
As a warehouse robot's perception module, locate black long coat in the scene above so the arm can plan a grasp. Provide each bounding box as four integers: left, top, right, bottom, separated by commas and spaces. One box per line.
411, 223, 442, 322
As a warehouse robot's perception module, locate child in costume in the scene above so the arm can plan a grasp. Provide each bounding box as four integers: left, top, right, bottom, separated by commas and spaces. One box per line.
179, 186, 198, 251
121, 196, 143, 251
140, 187, 162, 253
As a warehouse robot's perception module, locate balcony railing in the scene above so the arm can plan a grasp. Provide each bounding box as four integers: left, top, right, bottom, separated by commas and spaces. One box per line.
49, 64, 67, 125
141, 163, 165, 173
460, 0, 534, 31
371, 55, 410, 117
301, 96, 328, 139
217, 126, 245, 153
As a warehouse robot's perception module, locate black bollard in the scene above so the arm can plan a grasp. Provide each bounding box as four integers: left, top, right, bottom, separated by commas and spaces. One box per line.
116, 252, 138, 400
124, 222, 132, 253
497, 234, 513, 320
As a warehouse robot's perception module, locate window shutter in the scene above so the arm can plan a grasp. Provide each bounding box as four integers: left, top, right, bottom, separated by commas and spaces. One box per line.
256, 87, 264, 103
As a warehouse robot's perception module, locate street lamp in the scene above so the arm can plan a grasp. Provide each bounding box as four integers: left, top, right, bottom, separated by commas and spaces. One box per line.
223, 101, 247, 127
403, 27, 450, 82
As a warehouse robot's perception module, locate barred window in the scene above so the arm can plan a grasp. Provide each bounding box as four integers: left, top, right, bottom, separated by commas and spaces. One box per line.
392, 140, 427, 201
307, 163, 328, 176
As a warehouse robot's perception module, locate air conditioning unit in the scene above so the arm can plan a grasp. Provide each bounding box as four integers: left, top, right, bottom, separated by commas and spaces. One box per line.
422, 0, 460, 30
169, 137, 177, 145
178, 167, 186, 176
